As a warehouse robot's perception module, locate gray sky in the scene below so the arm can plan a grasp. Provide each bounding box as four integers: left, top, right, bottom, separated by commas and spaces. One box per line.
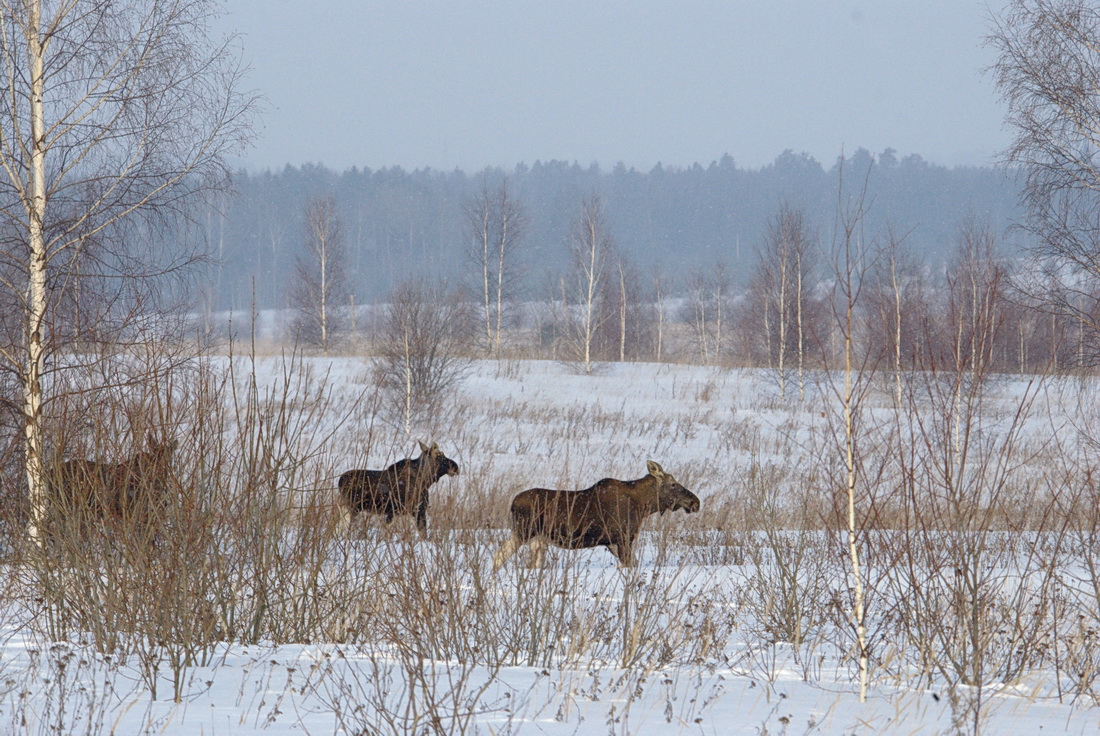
219, 1, 1009, 173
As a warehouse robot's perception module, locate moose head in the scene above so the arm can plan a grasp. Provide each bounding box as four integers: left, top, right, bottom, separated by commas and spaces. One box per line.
646, 460, 700, 514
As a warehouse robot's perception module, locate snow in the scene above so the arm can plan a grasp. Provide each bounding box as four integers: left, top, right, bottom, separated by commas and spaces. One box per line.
3, 356, 1100, 734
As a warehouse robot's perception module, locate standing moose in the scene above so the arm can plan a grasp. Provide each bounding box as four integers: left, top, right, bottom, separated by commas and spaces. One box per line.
337, 441, 459, 535
49, 433, 178, 542
493, 460, 700, 569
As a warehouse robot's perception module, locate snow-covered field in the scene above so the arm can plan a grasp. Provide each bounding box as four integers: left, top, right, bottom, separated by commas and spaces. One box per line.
3, 356, 1100, 734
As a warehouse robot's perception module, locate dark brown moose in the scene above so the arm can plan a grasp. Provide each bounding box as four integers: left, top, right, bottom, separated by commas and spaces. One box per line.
49, 433, 178, 538
492, 460, 700, 569
337, 441, 459, 535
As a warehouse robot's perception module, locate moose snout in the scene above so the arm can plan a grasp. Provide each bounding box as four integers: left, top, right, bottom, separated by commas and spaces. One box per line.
680, 493, 701, 513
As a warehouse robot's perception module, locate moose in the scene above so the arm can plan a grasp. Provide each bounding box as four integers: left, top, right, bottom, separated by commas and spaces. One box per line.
492, 460, 700, 569
48, 433, 178, 540
337, 441, 459, 535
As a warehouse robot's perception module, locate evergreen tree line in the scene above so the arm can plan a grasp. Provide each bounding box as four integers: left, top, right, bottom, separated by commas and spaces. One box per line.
191, 148, 1024, 313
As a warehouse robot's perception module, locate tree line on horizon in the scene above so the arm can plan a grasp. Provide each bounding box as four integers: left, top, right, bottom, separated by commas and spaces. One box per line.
196, 148, 1024, 314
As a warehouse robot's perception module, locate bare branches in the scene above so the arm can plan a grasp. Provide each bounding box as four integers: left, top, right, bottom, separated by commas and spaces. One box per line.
989, 0, 1100, 352
374, 279, 473, 434
562, 194, 612, 375
464, 176, 527, 357
0, 0, 257, 543
1, 1, 256, 260
292, 195, 350, 353
687, 262, 731, 366
747, 204, 819, 395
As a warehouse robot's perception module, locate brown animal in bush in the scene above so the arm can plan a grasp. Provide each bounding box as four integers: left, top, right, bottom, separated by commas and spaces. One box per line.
337, 441, 459, 535
492, 460, 700, 569
49, 434, 178, 537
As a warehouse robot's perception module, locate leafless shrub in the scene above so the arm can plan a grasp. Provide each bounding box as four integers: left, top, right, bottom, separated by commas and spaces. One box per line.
312, 644, 518, 736
884, 345, 1067, 731
1054, 464, 1100, 702
739, 461, 832, 652
291, 195, 351, 352
17, 343, 363, 702
0, 643, 143, 736
374, 278, 475, 432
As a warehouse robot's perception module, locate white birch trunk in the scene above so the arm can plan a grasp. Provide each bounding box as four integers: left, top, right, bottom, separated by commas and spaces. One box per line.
797, 248, 805, 401
891, 255, 903, 406
494, 197, 508, 357
844, 278, 869, 703
695, 299, 709, 364
654, 273, 664, 362
582, 220, 597, 374
403, 317, 413, 435
618, 262, 626, 362
777, 248, 788, 398
480, 207, 491, 351
24, 0, 48, 545
319, 235, 328, 352
715, 280, 723, 363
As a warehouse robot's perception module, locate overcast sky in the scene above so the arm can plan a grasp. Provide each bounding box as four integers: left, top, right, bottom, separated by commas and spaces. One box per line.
217, 1, 1010, 173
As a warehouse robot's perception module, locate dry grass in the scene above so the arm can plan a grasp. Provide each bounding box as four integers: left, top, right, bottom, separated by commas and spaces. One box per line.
0, 347, 1097, 733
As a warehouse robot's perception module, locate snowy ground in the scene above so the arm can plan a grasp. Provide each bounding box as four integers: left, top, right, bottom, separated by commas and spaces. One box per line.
3, 357, 1100, 734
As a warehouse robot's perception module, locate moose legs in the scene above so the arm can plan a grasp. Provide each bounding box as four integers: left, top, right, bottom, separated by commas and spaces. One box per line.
335, 507, 354, 535
336, 507, 432, 539
528, 537, 547, 567
414, 499, 429, 536
492, 532, 522, 570
608, 541, 635, 568
493, 534, 637, 570
492, 532, 547, 570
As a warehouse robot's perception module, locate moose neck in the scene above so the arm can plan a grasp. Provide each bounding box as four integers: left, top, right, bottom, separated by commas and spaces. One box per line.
413, 454, 442, 480
619, 475, 661, 513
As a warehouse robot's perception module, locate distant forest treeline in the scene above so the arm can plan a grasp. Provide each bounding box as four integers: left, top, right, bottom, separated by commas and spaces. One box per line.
198, 148, 1024, 311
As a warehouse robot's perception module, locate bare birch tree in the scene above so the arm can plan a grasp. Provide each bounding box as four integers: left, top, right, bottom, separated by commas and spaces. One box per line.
687, 262, 731, 365
885, 236, 908, 405
652, 264, 668, 362
564, 194, 612, 375
945, 220, 1007, 381
687, 270, 713, 364
0, 0, 255, 543
821, 161, 878, 702
292, 195, 349, 353
989, 0, 1100, 362
617, 259, 628, 362
865, 229, 926, 405
748, 204, 817, 394
464, 177, 526, 357
836, 197, 871, 704
594, 252, 651, 362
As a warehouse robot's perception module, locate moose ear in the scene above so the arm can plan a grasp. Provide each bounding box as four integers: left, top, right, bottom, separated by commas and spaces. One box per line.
430, 442, 440, 453
418, 440, 430, 453
646, 460, 665, 478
